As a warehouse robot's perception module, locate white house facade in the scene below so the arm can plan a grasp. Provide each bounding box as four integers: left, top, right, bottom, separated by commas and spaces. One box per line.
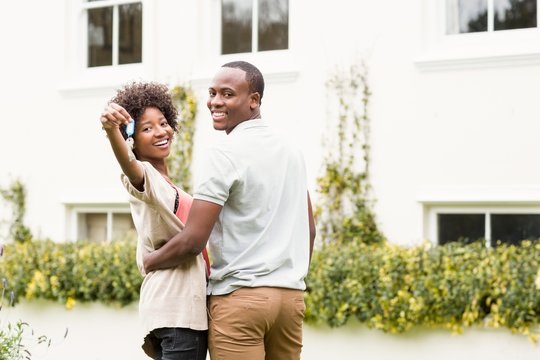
2, 0, 540, 249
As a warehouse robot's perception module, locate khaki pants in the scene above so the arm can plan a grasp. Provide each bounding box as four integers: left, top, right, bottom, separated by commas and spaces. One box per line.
208, 287, 305, 360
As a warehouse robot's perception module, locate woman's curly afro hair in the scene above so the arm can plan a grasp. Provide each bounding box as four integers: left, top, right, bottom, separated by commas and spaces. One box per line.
109, 81, 179, 140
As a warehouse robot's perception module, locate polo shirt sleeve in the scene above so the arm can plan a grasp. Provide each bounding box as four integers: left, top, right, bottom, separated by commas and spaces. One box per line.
193, 147, 237, 206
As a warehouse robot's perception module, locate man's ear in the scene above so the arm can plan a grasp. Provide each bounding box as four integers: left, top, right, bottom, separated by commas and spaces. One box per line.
250, 92, 261, 109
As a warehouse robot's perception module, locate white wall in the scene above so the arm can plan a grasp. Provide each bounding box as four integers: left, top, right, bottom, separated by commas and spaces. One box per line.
1, 0, 540, 245
4, 301, 539, 360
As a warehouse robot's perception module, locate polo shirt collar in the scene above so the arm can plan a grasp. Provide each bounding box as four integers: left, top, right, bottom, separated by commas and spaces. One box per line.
230, 118, 267, 134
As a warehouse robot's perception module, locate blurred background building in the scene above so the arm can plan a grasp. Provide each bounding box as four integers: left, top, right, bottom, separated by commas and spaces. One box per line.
1, 0, 540, 248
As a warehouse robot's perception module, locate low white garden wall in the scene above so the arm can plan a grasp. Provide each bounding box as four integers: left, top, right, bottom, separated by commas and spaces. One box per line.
3, 301, 540, 360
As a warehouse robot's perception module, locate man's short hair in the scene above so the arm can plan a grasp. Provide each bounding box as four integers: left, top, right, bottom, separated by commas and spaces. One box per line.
222, 61, 265, 104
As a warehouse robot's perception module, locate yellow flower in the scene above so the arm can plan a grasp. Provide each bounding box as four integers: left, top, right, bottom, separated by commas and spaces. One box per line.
65, 297, 76, 310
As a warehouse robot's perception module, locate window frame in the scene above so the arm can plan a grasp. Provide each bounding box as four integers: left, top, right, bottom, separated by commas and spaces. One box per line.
428, 205, 540, 246
415, 0, 540, 71
418, 186, 540, 246
83, 0, 143, 68
219, 0, 289, 55
61, 0, 154, 92
190, 0, 298, 87
64, 202, 133, 243
446, 0, 539, 34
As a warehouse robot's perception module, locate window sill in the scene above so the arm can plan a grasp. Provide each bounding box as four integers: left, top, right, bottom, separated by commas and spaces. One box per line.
190, 49, 299, 88
58, 63, 152, 95
416, 186, 540, 205
61, 188, 130, 207
414, 50, 540, 71
415, 28, 540, 71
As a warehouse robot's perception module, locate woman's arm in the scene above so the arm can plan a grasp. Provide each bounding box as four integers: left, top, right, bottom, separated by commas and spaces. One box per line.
100, 103, 144, 190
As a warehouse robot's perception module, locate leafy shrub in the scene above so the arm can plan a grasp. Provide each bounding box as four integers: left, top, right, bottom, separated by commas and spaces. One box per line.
305, 239, 540, 341
0, 239, 141, 308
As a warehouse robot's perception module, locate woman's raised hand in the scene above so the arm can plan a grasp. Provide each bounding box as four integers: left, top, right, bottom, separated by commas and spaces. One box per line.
100, 103, 132, 131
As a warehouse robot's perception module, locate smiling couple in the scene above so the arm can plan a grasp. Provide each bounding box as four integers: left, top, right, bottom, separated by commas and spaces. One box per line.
100, 61, 315, 360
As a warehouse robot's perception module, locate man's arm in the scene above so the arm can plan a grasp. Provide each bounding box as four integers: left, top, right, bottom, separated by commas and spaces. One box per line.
307, 191, 316, 264
143, 199, 222, 272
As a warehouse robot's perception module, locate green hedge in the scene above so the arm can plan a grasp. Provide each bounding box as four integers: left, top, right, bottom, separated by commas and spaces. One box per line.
2, 238, 540, 340
0, 239, 141, 308
305, 239, 540, 340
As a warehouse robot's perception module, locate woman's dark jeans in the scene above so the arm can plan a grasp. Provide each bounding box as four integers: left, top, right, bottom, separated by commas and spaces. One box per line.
147, 327, 208, 360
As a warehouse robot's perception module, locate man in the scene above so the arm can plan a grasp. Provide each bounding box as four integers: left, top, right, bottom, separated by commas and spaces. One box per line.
144, 61, 316, 360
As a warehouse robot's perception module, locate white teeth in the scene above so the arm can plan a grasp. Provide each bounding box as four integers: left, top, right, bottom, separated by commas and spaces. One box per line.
155, 140, 168, 146
213, 112, 226, 117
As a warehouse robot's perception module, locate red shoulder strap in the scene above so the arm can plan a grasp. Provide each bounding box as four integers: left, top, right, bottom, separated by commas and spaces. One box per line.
201, 248, 211, 277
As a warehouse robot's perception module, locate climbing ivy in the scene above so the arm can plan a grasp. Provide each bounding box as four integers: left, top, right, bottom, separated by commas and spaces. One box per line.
0, 179, 32, 243
167, 85, 198, 193
315, 62, 384, 245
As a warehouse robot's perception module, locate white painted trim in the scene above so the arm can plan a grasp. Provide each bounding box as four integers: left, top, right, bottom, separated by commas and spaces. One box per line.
421, 203, 540, 245
416, 186, 540, 205
60, 0, 152, 93
81, 0, 140, 9
415, 51, 540, 71
416, 0, 540, 71
252, 0, 259, 52
63, 200, 131, 242
418, 186, 540, 244
488, 0, 494, 32
190, 69, 299, 89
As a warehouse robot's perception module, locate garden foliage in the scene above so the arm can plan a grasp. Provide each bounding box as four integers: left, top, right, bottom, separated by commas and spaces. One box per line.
0, 239, 141, 308
305, 239, 540, 341
166, 85, 197, 193
0, 179, 32, 243
315, 62, 383, 245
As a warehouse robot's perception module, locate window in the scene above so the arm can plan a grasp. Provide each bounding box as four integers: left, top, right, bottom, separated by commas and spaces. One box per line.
446, 0, 537, 34
420, 189, 540, 246
84, 0, 142, 67
77, 211, 135, 242
64, 203, 135, 243
436, 210, 540, 246
221, 0, 288, 54
438, 213, 485, 245
415, 0, 540, 70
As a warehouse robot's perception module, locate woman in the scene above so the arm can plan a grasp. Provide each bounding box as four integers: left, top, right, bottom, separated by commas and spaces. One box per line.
100, 81, 208, 360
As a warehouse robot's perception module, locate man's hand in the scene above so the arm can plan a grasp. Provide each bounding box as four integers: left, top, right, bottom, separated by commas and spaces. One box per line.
143, 199, 222, 273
